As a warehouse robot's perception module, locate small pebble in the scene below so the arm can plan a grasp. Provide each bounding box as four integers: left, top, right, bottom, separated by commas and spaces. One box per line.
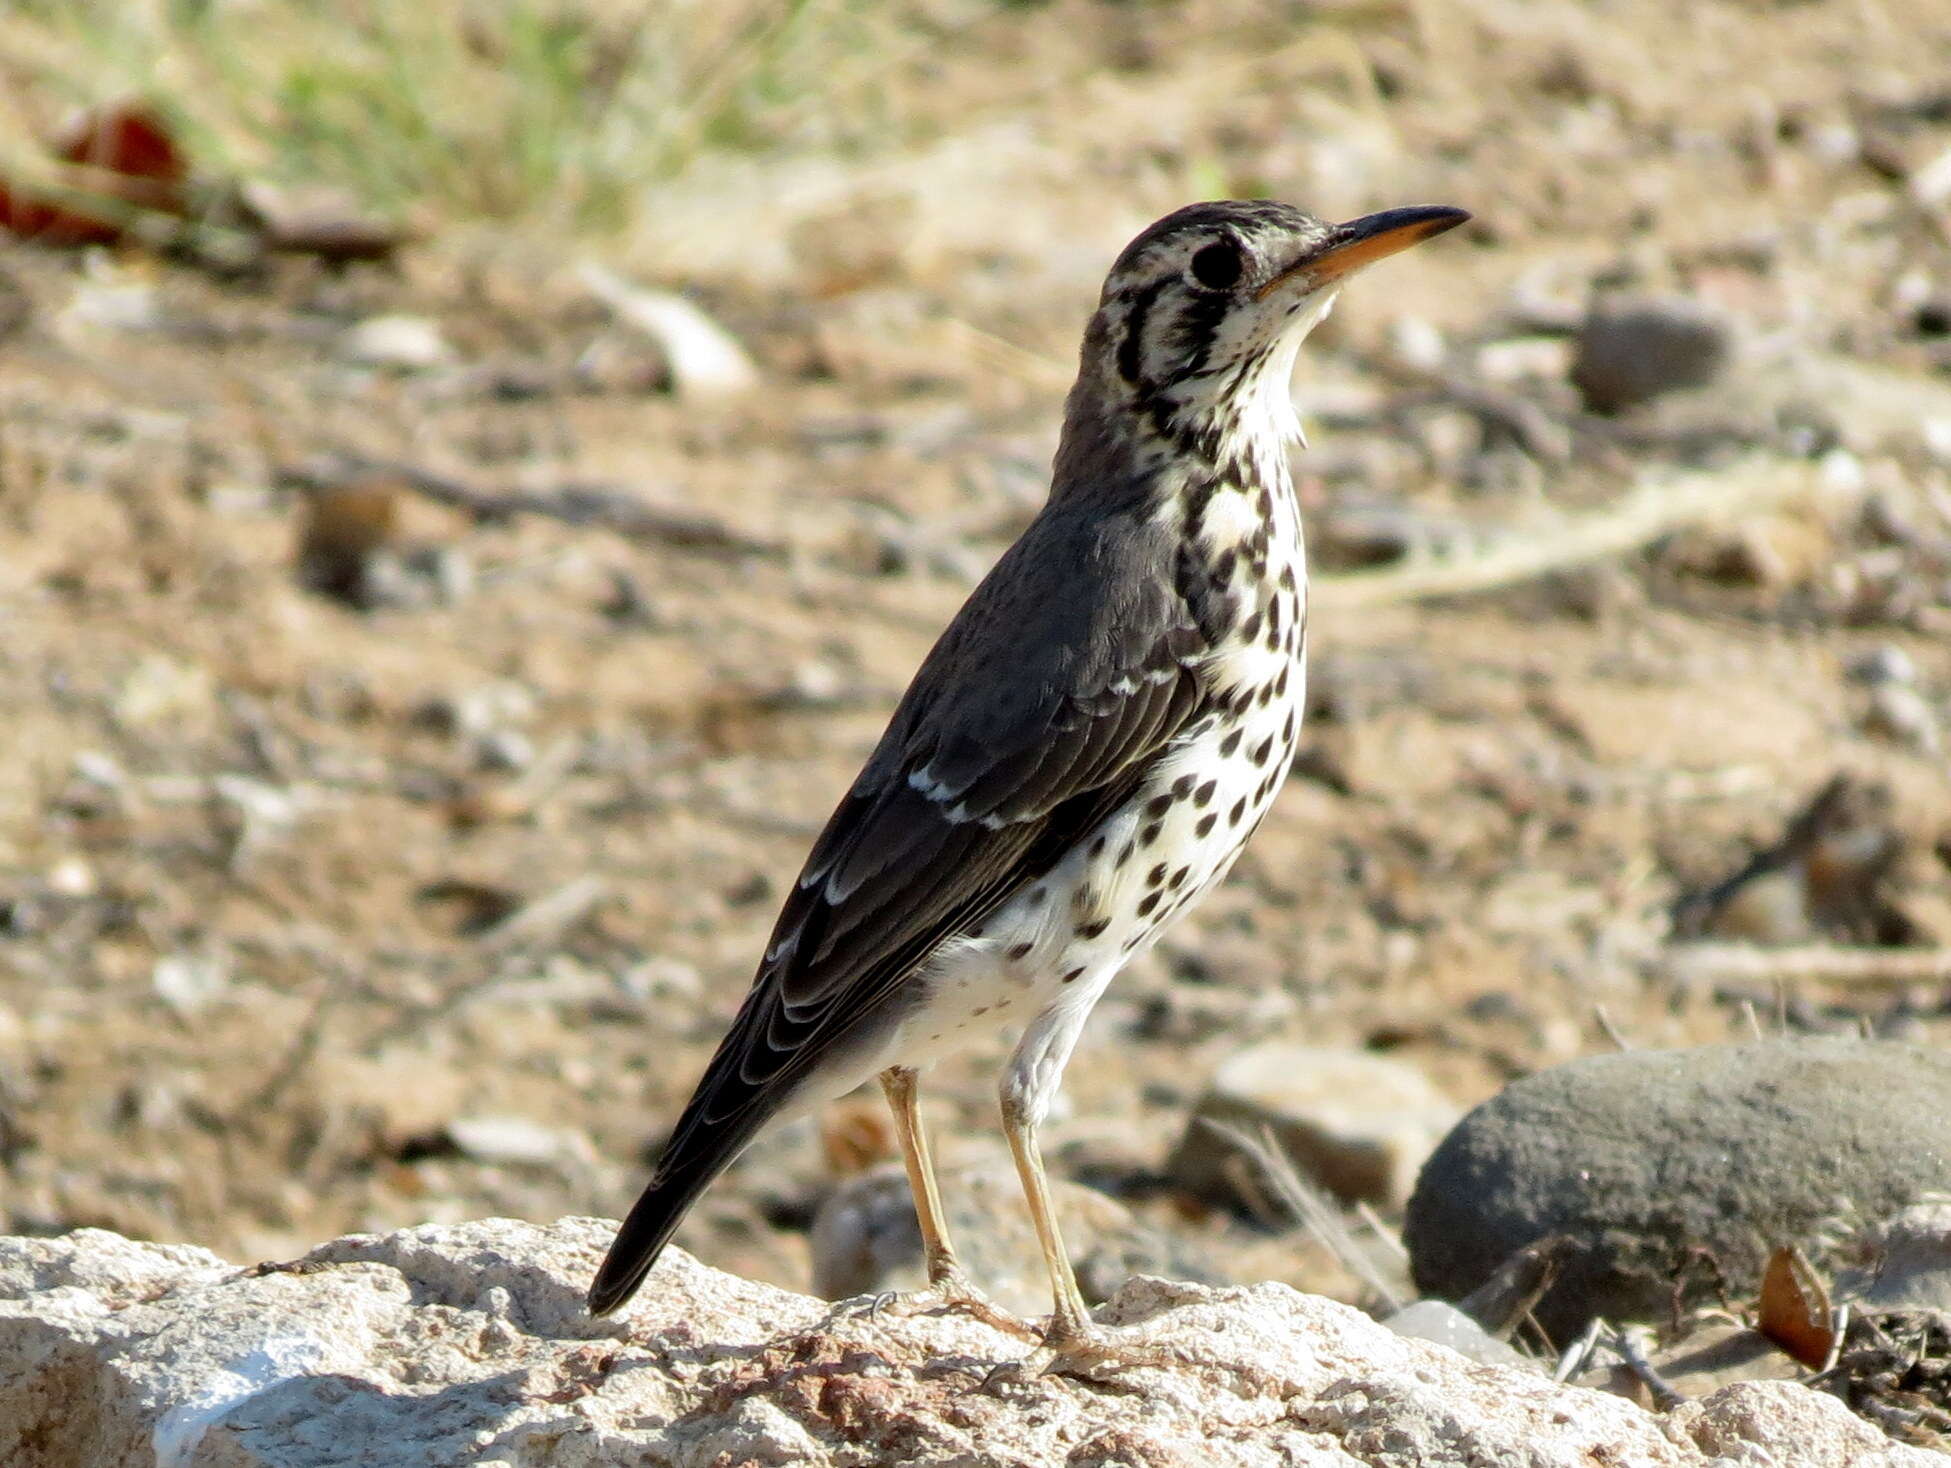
1863, 682, 1941, 752
1845, 644, 1917, 686
342, 314, 453, 371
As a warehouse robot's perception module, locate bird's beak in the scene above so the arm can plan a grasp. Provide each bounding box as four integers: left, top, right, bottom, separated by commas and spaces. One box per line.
1256, 205, 1471, 299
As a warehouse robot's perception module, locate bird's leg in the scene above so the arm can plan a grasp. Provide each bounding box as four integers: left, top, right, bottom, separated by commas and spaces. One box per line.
872, 1066, 1035, 1337
997, 1003, 1183, 1379
1000, 1084, 1094, 1342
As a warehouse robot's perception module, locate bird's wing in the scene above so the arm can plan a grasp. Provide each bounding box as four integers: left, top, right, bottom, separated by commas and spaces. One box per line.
674, 502, 1209, 1135
587, 501, 1213, 1314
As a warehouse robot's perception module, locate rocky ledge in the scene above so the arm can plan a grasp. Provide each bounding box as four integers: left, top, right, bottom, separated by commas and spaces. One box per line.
0, 1218, 1935, 1467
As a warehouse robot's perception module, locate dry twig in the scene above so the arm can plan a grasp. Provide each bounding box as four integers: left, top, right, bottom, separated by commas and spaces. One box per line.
1314, 457, 1823, 609
1662, 944, 1951, 990
283, 453, 785, 562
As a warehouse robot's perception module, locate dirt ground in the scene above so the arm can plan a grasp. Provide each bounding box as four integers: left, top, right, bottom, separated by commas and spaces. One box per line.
2, 0, 1949, 1313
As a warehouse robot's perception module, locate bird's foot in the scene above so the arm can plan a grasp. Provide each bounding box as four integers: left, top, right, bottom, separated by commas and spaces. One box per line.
1027, 1317, 1186, 1381
851, 1270, 1039, 1340
984, 1314, 1290, 1394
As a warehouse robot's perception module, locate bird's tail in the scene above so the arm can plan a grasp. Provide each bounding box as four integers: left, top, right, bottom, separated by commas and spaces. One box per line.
585, 1102, 774, 1316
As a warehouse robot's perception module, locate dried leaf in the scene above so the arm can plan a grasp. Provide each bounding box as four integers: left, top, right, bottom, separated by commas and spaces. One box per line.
1758, 1243, 1835, 1368
0, 100, 187, 245
53, 102, 186, 197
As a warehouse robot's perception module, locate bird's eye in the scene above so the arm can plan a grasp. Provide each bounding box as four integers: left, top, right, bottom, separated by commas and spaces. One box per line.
1188, 241, 1244, 291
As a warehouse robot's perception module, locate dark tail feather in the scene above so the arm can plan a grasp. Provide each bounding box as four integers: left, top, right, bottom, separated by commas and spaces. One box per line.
586, 1105, 772, 1316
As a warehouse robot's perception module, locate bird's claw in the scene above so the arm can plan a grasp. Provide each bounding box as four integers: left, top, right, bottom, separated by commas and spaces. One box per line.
845, 1278, 1039, 1340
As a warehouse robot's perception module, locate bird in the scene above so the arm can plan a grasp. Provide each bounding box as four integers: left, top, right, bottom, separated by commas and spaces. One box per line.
588, 198, 1470, 1367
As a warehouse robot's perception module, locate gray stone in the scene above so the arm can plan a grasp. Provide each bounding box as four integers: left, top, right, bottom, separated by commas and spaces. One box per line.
808, 1163, 1217, 1314
1405, 1038, 1951, 1341
1169, 1044, 1460, 1209
5, 1219, 1939, 1467
1840, 1201, 1951, 1313
1571, 294, 1733, 412
1382, 1299, 1534, 1370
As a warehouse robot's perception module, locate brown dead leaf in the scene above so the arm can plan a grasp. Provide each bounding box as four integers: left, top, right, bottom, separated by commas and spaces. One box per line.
0, 101, 187, 245
1758, 1243, 1835, 1368
820, 1099, 896, 1178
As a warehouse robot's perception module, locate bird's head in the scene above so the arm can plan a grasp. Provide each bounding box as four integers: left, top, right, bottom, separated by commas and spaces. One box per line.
1068, 200, 1469, 467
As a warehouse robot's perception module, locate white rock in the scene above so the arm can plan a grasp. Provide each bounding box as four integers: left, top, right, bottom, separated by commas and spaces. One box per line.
1475, 335, 1577, 383
1386, 315, 1446, 372
341, 314, 453, 370
1382, 1299, 1533, 1370
1168, 1044, 1461, 1208
444, 1115, 593, 1167
54, 268, 162, 338
1, 1220, 1938, 1467
1863, 682, 1942, 752
1665, 1380, 1925, 1466
152, 950, 230, 1016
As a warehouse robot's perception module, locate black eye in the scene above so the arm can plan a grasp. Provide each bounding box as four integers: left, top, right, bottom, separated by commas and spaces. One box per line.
1189, 241, 1243, 290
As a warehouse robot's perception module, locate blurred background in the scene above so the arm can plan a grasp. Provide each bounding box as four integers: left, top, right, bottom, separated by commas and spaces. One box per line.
1, 0, 1948, 1313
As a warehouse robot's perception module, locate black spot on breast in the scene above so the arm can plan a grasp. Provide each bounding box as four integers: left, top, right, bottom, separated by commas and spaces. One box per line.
1219, 729, 1243, 758
1240, 610, 1263, 642
1172, 773, 1195, 798
1118, 840, 1136, 865
1181, 479, 1217, 537
1141, 820, 1163, 845
1147, 862, 1168, 887
1007, 942, 1033, 962
1169, 866, 1190, 890
1145, 793, 1173, 819
1136, 892, 1162, 917
1255, 682, 1273, 707
1090, 834, 1108, 858
1026, 886, 1049, 907
1250, 735, 1274, 766
1195, 812, 1217, 837
1194, 779, 1217, 807
1282, 710, 1296, 744
1228, 797, 1246, 826
1077, 918, 1110, 939
1060, 967, 1085, 985
1276, 666, 1289, 697
1278, 564, 1297, 592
